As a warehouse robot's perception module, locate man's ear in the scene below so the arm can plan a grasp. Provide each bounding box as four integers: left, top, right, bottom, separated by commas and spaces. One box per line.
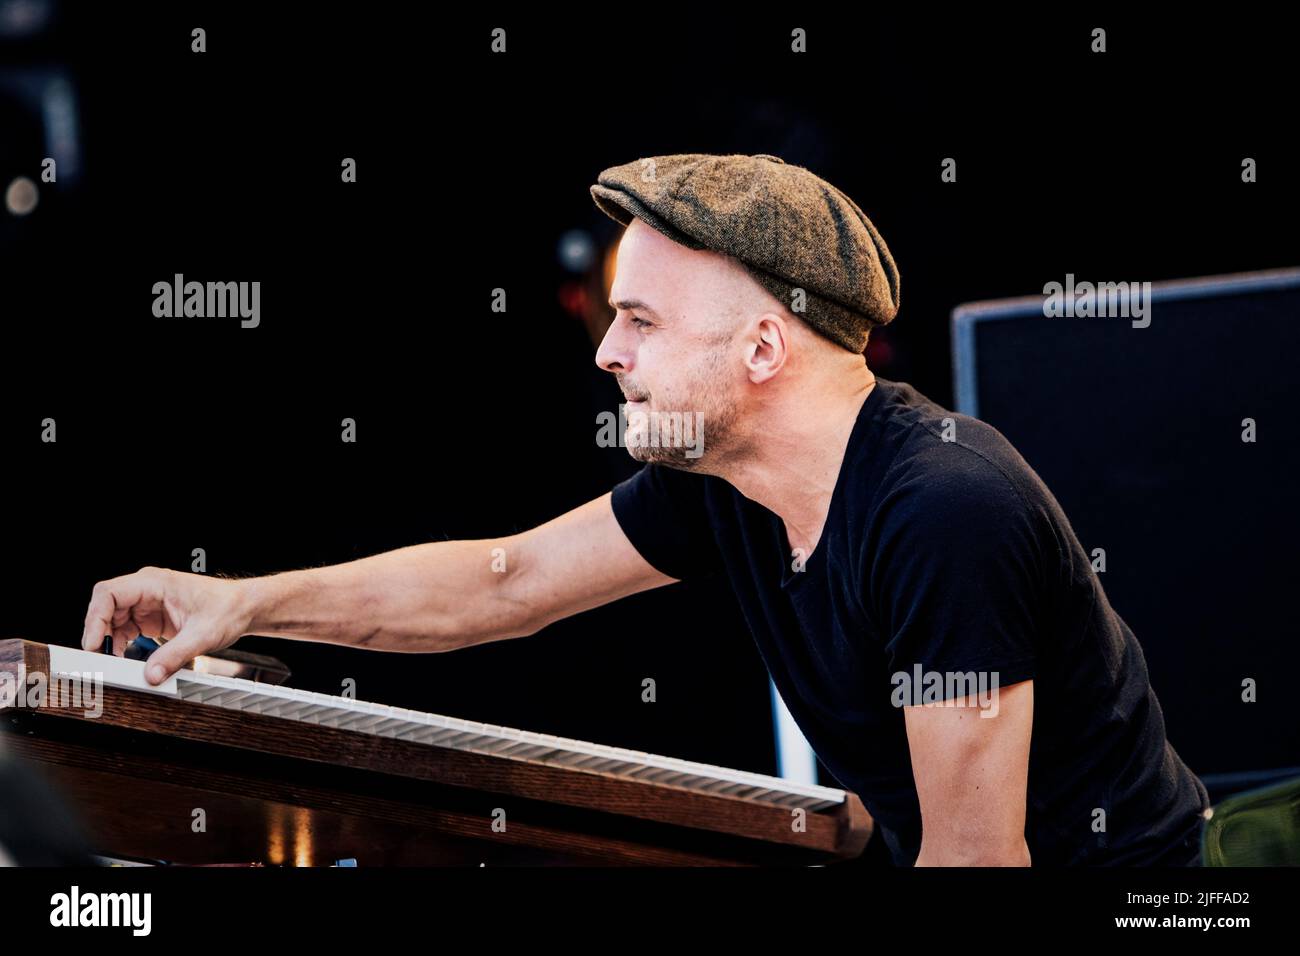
744, 312, 789, 385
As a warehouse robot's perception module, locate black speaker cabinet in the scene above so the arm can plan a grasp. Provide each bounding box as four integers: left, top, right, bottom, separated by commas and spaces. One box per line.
952, 268, 1300, 793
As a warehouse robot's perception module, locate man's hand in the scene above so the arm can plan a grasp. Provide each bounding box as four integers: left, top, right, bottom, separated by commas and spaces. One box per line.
81, 567, 253, 685
905, 678, 1034, 866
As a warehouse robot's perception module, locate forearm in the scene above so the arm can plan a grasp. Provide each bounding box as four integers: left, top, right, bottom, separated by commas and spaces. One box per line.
239, 538, 529, 653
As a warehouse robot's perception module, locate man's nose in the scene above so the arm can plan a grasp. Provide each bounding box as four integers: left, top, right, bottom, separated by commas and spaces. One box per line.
595, 321, 634, 374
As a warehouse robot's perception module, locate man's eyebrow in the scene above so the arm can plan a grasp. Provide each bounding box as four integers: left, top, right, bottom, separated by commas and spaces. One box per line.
609, 298, 661, 318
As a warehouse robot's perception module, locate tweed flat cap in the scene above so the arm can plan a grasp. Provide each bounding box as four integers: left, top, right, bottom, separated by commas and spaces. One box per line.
590, 153, 900, 351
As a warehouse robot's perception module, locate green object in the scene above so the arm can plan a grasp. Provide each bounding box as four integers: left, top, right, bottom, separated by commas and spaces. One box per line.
1202, 774, 1300, 866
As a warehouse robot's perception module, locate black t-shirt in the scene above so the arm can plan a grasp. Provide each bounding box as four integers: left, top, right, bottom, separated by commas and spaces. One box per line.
610, 377, 1209, 866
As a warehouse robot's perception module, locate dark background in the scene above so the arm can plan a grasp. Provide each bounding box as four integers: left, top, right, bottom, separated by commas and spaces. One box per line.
2, 5, 1296, 863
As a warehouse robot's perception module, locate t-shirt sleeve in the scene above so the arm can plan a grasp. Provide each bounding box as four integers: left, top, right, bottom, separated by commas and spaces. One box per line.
609, 463, 723, 582
868, 457, 1041, 699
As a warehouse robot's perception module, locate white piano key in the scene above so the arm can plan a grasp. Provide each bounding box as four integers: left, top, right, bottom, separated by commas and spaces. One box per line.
47, 644, 179, 696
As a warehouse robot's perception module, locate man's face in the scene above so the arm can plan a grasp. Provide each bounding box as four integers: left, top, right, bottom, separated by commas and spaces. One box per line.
595, 219, 746, 469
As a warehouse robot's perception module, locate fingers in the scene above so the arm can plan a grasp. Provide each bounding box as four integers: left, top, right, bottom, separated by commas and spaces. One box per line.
142, 628, 209, 684
81, 568, 233, 684
81, 586, 114, 651
81, 568, 168, 652
109, 626, 138, 656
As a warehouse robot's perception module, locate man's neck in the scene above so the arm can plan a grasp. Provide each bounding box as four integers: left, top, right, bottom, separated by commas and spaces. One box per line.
717, 373, 877, 559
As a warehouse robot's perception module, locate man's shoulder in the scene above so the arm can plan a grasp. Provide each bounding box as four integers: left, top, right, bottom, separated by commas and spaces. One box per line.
872, 386, 1040, 518
877, 379, 1020, 458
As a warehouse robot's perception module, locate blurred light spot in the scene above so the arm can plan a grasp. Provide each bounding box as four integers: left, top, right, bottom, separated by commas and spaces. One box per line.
5, 176, 39, 216
0, 0, 53, 37
43, 77, 82, 182
558, 280, 589, 318
865, 333, 894, 370
292, 808, 312, 867
557, 229, 596, 272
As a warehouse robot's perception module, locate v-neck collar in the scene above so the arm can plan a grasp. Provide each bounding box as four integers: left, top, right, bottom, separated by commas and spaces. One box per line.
775, 379, 888, 589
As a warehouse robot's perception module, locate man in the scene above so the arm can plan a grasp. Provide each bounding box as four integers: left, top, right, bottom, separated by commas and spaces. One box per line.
81, 153, 1209, 866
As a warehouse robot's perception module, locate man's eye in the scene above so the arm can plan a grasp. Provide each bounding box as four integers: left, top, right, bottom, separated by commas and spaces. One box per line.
630, 316, 651, 329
